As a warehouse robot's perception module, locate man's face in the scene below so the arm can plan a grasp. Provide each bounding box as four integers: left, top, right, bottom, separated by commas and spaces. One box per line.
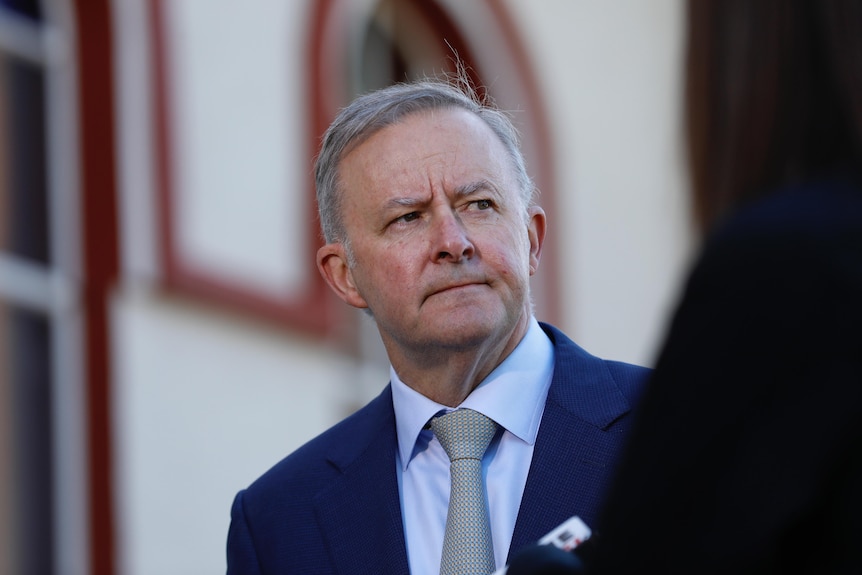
318, 107, 545, 363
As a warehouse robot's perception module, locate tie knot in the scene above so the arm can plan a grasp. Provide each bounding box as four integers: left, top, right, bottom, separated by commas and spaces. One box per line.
431, 409, 498, 462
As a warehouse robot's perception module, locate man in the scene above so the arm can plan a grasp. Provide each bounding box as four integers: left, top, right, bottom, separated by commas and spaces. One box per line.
226, 78, 648, 575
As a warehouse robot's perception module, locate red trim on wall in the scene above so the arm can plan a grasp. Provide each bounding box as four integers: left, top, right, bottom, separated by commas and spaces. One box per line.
73, 1, 119, 573
148, 0, 175, 312
149, 0, 333, 336
308, 0, 332, 164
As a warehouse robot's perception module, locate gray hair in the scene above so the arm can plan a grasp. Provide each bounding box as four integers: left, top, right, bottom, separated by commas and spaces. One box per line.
314, 77, 537, 249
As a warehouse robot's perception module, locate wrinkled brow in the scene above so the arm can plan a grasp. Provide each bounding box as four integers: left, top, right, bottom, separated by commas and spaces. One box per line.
381, 180, 499, 210
454, 179, 499, 198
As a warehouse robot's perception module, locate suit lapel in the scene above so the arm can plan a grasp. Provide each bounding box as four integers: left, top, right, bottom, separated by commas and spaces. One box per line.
314, 387, 410, 575
508, 325, 633, 559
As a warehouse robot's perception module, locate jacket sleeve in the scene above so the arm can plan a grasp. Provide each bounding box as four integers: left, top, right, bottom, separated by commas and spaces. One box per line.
227, 490, 263, 575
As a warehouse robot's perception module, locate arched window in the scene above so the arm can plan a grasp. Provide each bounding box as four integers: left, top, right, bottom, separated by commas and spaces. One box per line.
150, 0, 556, 344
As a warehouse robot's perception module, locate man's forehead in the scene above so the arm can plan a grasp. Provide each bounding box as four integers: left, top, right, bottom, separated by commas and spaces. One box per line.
335, 107, 520, 207
345, 111, 502, 168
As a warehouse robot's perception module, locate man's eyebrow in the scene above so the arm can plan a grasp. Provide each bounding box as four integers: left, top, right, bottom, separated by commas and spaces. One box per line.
380, 180, 499, 210
454, 179, 498, 198
383, 196, 425, 209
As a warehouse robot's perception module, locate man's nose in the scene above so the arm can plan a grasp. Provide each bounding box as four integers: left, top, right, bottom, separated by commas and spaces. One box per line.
431, 212, 475, 263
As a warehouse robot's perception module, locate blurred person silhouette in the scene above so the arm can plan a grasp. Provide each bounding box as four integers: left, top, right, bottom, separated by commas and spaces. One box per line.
577, 0, 862, 573
226, 76, 649, 575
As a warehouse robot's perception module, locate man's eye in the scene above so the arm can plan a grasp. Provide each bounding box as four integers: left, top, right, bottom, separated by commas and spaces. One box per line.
398, 211, 420, 223
475, 199, 493, 210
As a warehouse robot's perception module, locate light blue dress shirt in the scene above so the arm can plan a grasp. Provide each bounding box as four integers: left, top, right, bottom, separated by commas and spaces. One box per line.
391, 318, 555, 575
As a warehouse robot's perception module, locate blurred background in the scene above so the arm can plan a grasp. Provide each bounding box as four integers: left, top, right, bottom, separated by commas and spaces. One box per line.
0, 0, 691, 573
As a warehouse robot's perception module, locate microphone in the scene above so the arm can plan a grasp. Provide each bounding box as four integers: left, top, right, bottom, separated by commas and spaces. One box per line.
505, 543, 585, 575
493, 516, 592, 575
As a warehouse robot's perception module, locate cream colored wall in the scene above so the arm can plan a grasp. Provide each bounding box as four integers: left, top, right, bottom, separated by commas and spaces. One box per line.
110, 291, 359, 575
110, 1, 690, 574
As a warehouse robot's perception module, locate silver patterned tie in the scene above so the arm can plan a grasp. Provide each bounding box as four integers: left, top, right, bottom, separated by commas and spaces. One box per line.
431, 408, 499, 575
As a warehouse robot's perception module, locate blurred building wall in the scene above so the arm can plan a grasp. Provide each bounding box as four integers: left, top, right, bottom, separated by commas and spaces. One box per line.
3, 0, 689, 573
112, 1, 689, 572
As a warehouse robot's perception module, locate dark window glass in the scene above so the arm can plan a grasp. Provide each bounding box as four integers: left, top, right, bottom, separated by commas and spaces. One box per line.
359, 18, 408, 94
1, 4, 58, 574
355, 0, 478, 99
0, 0, 41, 21
0, 302, 54, 575
0, 51, 50, 265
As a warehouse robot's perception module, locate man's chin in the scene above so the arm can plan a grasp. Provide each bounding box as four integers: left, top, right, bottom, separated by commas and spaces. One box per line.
415, 313, 516, 350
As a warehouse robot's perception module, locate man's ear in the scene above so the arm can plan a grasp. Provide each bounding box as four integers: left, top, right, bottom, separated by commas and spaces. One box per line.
527, 205, 546, 275
317, 243, 369, 309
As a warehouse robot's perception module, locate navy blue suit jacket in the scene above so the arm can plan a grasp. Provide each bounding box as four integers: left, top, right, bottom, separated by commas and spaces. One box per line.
227, 323, 648, 574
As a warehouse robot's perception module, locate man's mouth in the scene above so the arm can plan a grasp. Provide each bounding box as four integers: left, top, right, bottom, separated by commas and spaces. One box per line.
425, 280, 487, 301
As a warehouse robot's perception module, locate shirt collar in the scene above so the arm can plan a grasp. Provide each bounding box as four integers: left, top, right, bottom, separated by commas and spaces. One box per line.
391, 317, 555, 470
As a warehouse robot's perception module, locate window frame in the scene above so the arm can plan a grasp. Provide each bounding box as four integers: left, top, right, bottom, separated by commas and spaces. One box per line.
0, 1, 89, 574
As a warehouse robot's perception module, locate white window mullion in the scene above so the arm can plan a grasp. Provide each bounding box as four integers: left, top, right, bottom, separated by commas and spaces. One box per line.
0, 253, 55, 312
0, 10, 46, 65
42, 0, 90, 573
